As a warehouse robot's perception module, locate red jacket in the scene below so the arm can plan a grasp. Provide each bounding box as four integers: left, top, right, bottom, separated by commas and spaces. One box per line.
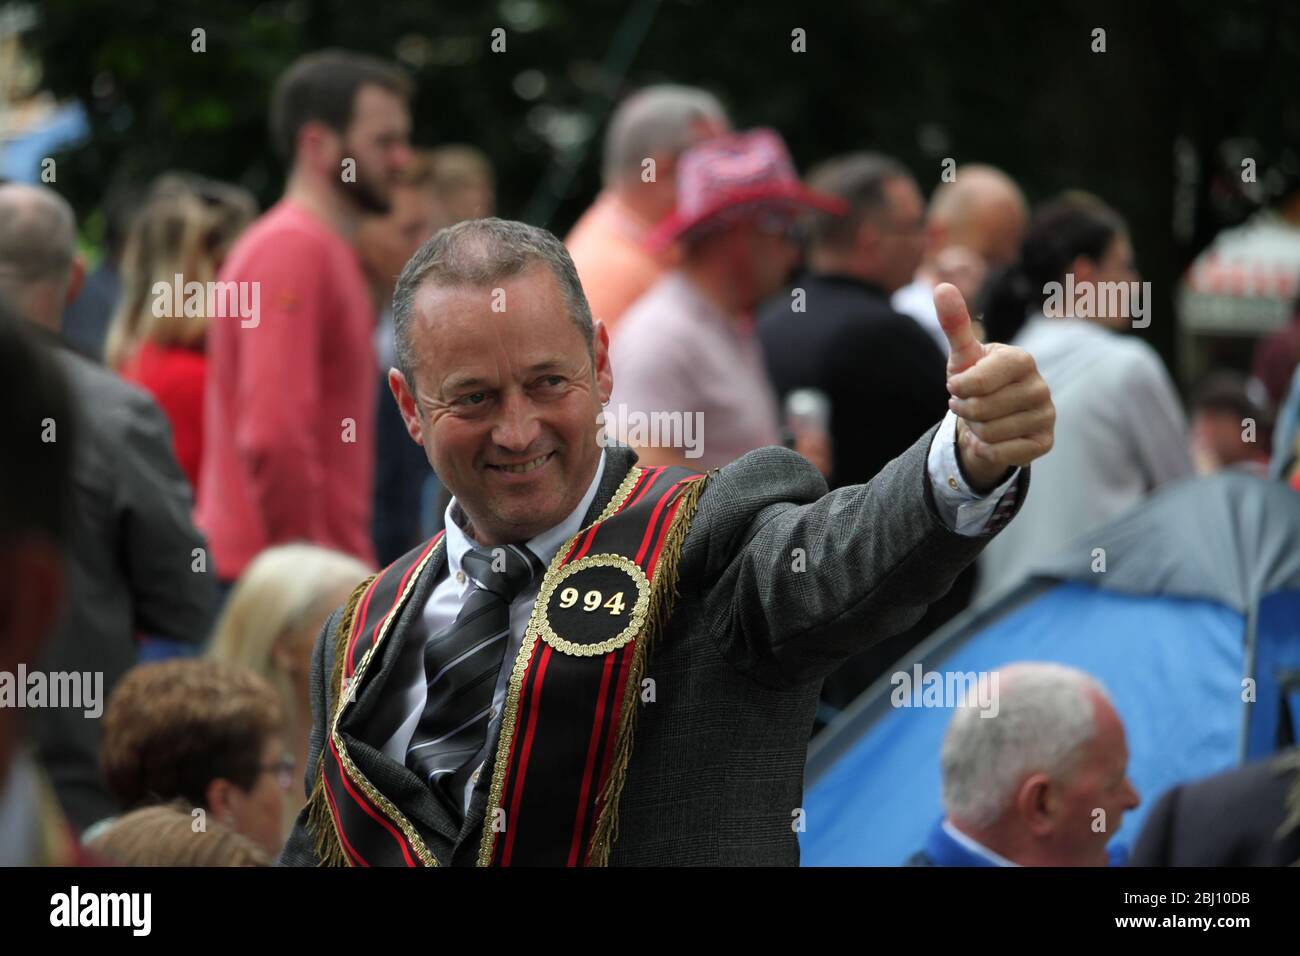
121, 341, 206, 495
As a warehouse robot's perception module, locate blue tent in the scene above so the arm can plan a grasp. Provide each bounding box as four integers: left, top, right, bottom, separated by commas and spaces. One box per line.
800, 473, 1300, 866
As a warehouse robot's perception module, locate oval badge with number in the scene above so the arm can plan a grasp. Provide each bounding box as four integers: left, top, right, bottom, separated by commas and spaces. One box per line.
536, 554, 650, 656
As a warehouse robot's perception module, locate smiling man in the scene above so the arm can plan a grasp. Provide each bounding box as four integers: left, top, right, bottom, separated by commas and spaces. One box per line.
281, 217, 1054, 867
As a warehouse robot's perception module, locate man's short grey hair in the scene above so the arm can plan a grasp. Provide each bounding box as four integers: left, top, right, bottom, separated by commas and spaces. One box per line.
805, 152, 913, 250
392, 217, 594, 382
940, 662, 1109, 828
602, 84, 728, 186
0, 183, 77, 299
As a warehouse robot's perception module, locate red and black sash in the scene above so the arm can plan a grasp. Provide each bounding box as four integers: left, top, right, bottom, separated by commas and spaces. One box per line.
309, 462, 707, 867
315, 530, 446, 867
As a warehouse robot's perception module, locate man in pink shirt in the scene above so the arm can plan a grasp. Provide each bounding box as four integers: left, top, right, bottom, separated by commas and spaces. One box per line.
198, 50, 413, 585
565, 85, 730, 338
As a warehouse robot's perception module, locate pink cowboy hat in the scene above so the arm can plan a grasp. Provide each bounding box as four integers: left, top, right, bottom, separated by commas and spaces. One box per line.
645, 128, 848, 251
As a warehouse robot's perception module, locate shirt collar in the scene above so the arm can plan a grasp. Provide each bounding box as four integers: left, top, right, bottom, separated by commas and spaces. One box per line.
807, 270, 892, 301
443, 449, 608, 582
941, 818, 1021, 867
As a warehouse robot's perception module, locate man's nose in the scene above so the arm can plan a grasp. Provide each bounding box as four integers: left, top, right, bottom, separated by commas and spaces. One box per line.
391, 142, 414, 171
1123, 778, 1140, 810
491, 391, 541, 450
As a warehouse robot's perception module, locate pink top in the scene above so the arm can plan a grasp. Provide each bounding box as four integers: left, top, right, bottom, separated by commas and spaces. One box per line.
610, 271, 782, 470
196, 199, 377, 579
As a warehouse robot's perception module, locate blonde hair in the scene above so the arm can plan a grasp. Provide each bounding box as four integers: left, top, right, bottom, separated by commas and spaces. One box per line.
88, 801, 271, 866
104, 173, 255, 369
208, 544, 371, 747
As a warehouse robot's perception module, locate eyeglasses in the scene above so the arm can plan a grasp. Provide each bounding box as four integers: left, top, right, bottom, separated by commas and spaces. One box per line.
259, 755, 296, 790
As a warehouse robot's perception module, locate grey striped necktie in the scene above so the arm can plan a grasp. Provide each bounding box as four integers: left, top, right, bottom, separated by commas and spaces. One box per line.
406, 543, 546, 807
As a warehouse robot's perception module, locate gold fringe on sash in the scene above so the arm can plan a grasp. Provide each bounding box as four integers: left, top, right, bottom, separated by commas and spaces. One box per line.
586, 473, 710, 866
304, 574, 376, 867
1277, 748, 1300, 867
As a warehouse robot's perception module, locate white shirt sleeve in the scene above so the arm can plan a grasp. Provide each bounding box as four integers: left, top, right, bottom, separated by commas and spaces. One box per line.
926, 410, 1021, 536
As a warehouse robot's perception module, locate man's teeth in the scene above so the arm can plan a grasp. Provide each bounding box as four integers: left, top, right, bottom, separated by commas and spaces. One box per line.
496, 454, 550, 473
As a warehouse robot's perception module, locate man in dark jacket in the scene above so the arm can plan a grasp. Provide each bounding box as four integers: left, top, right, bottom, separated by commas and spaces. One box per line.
0, 183, 214, 831
1130, 749, 1300, 866
757, 154, 957, 713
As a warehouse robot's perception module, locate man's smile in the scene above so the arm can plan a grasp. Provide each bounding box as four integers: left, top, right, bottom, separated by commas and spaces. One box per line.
485, 450, 557, 476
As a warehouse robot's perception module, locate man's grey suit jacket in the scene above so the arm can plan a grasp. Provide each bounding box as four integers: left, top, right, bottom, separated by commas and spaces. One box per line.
281, 422, 1023, 866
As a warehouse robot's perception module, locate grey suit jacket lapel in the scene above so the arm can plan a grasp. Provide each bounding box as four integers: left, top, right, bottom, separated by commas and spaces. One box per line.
452, 445, 641, 859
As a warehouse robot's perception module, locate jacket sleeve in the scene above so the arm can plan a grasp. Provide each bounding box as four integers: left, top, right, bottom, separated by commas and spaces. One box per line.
680, 422, 1024, 687
279, 605, 342, 866
117, 389, 214, 643
1127, 784, 1178, 866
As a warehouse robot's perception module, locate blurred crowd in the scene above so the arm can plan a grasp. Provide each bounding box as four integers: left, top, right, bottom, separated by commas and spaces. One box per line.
2, 47, 1299, 867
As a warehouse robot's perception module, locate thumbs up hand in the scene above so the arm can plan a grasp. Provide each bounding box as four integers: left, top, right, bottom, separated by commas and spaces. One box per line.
936, 282, 1055, 493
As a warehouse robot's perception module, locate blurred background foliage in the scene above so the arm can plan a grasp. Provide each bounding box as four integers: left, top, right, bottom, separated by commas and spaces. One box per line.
22, 0, 1300, 365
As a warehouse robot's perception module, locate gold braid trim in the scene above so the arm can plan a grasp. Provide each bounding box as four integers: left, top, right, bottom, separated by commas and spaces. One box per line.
1275, 748, 1300, 866
477, 464, 646, 866
587, 472, 710, 866
304, 573, 376, 867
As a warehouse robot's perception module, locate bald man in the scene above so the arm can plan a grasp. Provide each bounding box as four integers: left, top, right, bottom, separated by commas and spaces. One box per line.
894, 164, 1028, 354
0, 183, 213, 831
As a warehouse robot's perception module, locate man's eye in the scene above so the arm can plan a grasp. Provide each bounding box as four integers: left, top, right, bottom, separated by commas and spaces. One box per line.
541, 376, 565, 388
460, 392, 486, 406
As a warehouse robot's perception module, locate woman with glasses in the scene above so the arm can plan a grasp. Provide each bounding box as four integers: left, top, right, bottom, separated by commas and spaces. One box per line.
95, 658, 290, 858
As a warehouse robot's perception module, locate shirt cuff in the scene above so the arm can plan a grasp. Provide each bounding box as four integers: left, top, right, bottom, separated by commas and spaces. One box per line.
926, 410, 1021, 536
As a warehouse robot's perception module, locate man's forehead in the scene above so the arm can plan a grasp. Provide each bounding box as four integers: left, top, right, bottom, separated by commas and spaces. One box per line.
407, 271, 587, 385
411, 265, 564, 320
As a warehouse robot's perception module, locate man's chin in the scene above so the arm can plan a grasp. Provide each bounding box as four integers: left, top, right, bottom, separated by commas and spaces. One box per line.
335, 177, 392, 215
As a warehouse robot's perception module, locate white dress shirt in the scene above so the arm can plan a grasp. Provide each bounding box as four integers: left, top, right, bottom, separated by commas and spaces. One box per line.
384, 418, 1017, 818
974, 314, 1190, 601
893, 277, 951, 356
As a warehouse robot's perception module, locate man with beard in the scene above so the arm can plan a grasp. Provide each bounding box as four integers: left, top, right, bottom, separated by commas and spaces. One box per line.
197, 51, 412, 593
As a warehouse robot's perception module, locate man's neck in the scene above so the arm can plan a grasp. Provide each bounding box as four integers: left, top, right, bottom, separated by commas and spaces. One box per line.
680, 260, 746, 319
610, 182, 669, 228
807, 250, 890, 293
284, 169, 362, 242
20, 296, 62, 337
947, 817, 1042, 866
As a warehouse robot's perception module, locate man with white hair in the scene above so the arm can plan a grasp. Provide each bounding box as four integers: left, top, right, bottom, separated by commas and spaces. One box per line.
908, 662, 1139, 866
565, 84, 729, 335
894, 164, 1028, 354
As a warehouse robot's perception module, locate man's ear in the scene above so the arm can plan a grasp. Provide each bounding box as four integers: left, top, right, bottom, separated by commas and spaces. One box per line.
592, 320, 613, 404
923, 221, 947, 262
1068, 253, 1098, 286
64, 257, 85, 307
296, 120, 342, 177
1014, 772, 1059, 838
205, 777, 238, 824
388, 367, 425, 446
854, 217, 881, 256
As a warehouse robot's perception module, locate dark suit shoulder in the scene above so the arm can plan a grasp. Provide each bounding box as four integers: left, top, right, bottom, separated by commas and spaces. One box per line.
1131, 752, 1300, 866
681, 445, 827, 581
